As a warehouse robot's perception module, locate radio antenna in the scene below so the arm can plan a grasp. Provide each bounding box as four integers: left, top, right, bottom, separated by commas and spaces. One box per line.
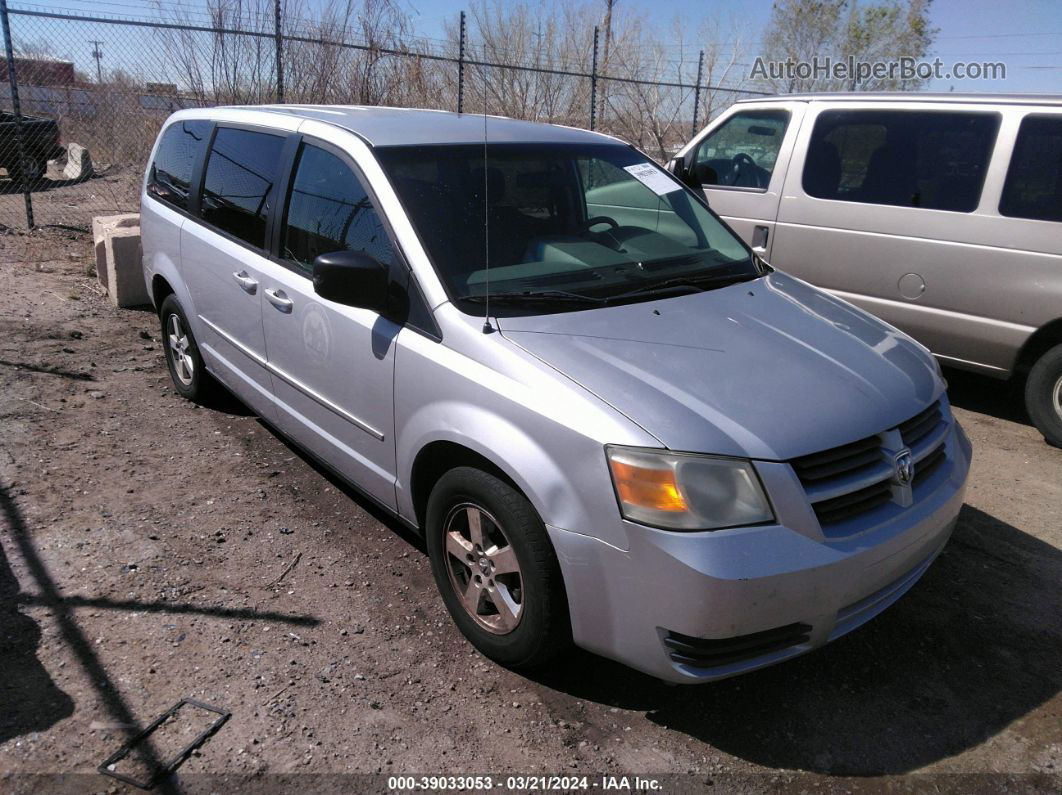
481, 86, 493, 334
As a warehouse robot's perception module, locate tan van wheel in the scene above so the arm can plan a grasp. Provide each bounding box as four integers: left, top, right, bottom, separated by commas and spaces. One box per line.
1025, 343, 1062, 448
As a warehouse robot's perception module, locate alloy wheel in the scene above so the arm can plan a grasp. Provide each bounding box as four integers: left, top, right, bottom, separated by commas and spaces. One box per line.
442, 503, 524, 634
1053, 375, 1062, 421
167, 313, 194, 386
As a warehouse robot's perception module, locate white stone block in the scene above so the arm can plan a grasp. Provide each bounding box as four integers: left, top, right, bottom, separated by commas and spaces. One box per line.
62, 143, 93, 180
93, 213, 147, 308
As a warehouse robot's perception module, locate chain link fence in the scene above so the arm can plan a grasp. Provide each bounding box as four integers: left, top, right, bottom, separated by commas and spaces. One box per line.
0, 5, 766, 231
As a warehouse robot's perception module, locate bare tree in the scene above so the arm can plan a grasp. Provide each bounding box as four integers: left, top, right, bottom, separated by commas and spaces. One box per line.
448, 0, 598, 124
756, 0, 938, 92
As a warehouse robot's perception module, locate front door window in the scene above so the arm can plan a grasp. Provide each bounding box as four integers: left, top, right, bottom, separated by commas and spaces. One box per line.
692, 110, 790, 189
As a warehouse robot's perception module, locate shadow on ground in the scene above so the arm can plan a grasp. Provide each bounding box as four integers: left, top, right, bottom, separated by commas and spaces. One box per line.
0, 481, 319, 790
943, 366, 1030, 426
254, 418, 425, 553
0, 512, 74, 744
529, 505, 1062, 775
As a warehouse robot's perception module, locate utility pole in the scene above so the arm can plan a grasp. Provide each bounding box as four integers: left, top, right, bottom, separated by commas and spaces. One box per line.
274, 0, 283, 102
691, 49, 704, 137
457, 10, 466, 113
89, 39, 103, 83
589, 27, 599, 131
598, 0, 616, 127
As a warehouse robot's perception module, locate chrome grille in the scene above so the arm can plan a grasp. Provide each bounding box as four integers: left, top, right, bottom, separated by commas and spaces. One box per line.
791, 400, 949, 535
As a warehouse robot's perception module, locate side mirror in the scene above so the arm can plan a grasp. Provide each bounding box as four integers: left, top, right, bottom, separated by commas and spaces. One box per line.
312, 250, 389, 311
668, 156, 702, 190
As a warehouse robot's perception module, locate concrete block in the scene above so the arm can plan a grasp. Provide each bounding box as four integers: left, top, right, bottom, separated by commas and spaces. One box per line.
62, 142, 93, 180
93, 213, 148, 308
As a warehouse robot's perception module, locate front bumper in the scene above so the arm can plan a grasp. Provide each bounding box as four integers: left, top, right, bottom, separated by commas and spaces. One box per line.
548, 421, 971, 683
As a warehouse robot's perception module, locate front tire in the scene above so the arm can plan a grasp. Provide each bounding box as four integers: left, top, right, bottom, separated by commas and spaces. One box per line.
425, 467, 571, 669
159, 294, 214, 403
1025, 343, 1062, 448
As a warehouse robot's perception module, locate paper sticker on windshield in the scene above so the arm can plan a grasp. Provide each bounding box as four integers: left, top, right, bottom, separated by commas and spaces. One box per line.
623, 163, 681, 196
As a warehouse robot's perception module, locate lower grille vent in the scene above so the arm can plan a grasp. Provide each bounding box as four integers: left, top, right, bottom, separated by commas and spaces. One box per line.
664, 623, 812, 668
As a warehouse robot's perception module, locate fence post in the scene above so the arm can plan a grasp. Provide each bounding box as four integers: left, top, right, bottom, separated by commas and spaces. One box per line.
274, 0, 284, 102
457, 10, 466, 114
691, 49, 704, 136
589, 26, 599, 131
0, 0, 32, 229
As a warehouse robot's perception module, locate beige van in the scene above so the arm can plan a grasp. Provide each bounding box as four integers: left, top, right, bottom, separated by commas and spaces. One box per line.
669, 93, 1062, 446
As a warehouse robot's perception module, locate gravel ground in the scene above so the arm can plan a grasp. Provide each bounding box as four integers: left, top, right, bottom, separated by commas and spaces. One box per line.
0, 228, 1060, 794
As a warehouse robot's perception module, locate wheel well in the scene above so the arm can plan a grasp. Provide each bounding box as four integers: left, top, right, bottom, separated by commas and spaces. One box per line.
1015, 319, 1062, 375
409, 441, 520, 530
151, 274, 174, 313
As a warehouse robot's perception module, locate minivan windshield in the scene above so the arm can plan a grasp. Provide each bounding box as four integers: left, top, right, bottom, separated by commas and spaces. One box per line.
375, 142, 758, 314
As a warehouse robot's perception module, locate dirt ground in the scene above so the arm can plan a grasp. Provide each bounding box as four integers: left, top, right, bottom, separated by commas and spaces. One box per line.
1, 228, 1060, 794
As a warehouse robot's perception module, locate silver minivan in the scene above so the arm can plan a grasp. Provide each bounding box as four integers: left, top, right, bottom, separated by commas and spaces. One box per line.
141, 105, 970, 683
670, 93, 1062, 446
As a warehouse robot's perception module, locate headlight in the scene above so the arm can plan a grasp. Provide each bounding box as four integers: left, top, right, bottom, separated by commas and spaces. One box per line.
605, 445, 774, 531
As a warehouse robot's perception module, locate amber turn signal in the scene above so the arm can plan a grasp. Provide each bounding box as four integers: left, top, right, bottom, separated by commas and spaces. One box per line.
609, 458, 689, 513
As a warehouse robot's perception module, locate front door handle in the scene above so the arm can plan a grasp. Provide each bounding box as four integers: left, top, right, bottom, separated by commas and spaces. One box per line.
265, 288, 294, 313
232, 270, 258, 294
751, 225, 770, 253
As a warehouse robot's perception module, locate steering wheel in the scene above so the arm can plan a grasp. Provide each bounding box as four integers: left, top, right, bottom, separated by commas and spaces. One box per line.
584, 215, 620, 231
729, 152, 767, 188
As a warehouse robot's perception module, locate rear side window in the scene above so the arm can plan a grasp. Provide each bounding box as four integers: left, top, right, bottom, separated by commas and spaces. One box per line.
200, 127, 286, 248
147, 119, 211, 211
692, 110, 789, 189
803, 109, 1000, 212
280, 143, 393, 274
1000, 115, 1062, 222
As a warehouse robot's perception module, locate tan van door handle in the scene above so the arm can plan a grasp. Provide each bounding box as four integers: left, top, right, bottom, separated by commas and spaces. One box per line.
752, 225, 769, 253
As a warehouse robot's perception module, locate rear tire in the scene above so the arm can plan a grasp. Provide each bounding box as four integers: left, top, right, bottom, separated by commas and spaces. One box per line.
425, 467, 571, 669
10, 154, 45, 184
159, 294, 215, 403
1025, 343, 1062, 448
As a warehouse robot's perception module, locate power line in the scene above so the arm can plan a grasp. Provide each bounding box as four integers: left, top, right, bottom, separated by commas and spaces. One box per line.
937, 30, 1062, 39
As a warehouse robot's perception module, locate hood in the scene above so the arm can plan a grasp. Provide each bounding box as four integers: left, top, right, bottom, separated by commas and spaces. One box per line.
498, 272, 943, 460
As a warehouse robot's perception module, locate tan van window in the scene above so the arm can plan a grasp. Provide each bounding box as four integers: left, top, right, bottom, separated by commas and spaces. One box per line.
1000, 115, 1062, 223
803, 109, 1000, 213
692, 110, 789, 189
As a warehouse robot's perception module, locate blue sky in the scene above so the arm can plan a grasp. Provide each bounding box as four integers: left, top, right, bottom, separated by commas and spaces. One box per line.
14, 0, 1062, 92
402, 0, 1062, 92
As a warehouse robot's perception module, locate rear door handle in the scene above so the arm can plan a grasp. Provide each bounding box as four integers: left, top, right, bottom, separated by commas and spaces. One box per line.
232, 270, 258, 294
751, 225, 769, 253
265, 288, 294, 313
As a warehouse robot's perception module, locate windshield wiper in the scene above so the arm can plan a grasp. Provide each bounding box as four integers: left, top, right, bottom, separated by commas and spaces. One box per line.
606, 271, 758, 303
457, 289, 605, 306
